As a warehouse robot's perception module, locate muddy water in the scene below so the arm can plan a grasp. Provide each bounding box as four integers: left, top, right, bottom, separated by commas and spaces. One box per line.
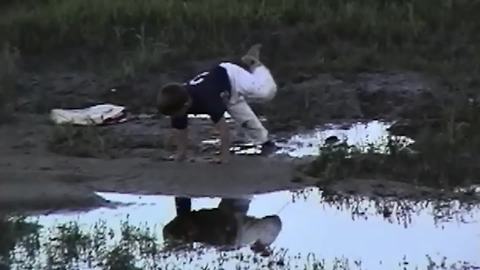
19, 189, 480, 270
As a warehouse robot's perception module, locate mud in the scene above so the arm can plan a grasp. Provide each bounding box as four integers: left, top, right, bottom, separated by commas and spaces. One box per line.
0, 66, 468, 214
0, 115, 307, 214
16, 69, 440, 126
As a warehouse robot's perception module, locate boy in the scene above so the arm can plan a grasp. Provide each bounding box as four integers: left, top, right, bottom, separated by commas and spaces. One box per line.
157, 44, 277, 163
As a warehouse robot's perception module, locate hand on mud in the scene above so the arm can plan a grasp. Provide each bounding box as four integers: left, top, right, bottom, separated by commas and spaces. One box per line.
163, 154, 195, 163
219, 151, 230, 164
175, 154, 187, 162
203, 154, 229, 164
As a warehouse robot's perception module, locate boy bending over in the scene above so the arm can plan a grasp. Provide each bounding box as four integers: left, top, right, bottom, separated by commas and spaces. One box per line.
157, 44, 277, 163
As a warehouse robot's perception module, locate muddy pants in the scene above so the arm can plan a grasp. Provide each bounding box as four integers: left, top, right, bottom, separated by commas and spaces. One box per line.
220, 62, 277, 145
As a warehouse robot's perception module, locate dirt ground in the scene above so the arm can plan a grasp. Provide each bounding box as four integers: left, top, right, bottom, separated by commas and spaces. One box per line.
1, 68, 454, 214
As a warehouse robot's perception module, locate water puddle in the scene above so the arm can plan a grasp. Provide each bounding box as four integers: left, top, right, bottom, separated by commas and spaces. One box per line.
201, 121, 413, 157
10, 189, 480, 270
275, 121, 413, 158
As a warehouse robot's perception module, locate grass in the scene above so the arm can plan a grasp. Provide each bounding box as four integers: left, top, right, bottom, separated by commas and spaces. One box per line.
47, 123, 167, 158
305, 99, 480, 194
0, 44, 20, 123
1, 0, 480, 75
47, 124, 118, 158
0, 217, 40, 269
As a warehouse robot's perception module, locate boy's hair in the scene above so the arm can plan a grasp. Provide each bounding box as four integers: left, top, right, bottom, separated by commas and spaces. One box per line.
157, 83, 189, 115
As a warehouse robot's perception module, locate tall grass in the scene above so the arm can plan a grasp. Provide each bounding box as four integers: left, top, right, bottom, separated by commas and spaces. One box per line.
1, 0, 479, 72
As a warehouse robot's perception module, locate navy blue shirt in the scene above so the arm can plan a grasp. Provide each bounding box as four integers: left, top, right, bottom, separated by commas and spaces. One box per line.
171, 65, 231, 129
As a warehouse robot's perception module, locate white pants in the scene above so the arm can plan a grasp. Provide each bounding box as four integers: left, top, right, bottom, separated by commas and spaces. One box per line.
220, 62, 277, 145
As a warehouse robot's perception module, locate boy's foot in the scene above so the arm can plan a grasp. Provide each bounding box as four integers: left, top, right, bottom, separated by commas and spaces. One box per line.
260, 140, 278, 156
241, 44, 262, 69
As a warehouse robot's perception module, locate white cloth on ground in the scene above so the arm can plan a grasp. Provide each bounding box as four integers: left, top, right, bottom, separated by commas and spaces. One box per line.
50, 104, 126, 125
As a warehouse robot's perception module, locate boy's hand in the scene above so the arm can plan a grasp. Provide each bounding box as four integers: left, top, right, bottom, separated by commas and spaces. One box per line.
214, 116, 231, 164
162, 154, 186, 162
175, 153, 187, 162
208, 157, 229, 164
218, 151, 230, 164
173, 128, 188, 162
204, 151, 230, 164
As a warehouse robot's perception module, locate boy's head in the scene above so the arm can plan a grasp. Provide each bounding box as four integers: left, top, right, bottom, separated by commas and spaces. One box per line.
157, 83, 191, 116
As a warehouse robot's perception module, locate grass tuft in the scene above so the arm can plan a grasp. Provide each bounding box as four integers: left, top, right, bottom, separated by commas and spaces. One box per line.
47, 124, 117, 158
306, 99, 480, 192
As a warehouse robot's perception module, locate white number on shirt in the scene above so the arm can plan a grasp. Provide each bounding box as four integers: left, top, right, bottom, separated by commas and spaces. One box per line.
189, 72, 209, 85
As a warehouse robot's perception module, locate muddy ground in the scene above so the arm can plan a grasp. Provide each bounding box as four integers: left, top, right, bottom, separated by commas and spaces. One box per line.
1, 66, 463, 214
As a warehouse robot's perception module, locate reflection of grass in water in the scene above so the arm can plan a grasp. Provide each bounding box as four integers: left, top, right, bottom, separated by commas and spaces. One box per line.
0, 217, 40, 269
6, 197, 479, 269
320, 192, 480, 228
38, 219, 158, 270
7, 216, 476, 270
289, 187, 479, 228
6, 218, 158, 269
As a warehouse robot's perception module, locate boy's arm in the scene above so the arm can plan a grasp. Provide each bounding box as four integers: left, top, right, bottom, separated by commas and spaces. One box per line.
171, 115, 189, 162
214, 116, 230, 163
174, 128, 188, 161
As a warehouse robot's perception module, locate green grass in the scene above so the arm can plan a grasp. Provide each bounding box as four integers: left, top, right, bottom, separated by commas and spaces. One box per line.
47, 123, 167, 158
0, 217, 40, 268
47, 124, 117, 158
1, 0, 480, 74
306, 101, 480, 193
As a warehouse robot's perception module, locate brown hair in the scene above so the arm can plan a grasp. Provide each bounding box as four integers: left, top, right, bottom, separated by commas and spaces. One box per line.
157, 83, 190, 116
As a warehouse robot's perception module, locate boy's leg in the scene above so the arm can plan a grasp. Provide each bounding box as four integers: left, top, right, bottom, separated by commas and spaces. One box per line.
175, 197, 192, 216
220, 43, 277, 103
246, 65, 277, 103
220, 62, 277, 103
227, 98, 268, 145
240, 43, 277, 102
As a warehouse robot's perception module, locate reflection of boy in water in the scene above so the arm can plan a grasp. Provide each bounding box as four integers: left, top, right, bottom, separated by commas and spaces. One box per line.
164, 197, 282, 255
